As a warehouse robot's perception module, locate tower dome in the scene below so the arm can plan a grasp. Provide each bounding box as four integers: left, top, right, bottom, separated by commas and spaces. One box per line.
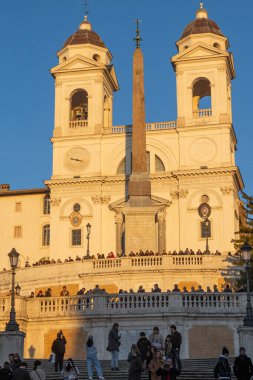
63, 17, 106, 49
181, 4, 224, 39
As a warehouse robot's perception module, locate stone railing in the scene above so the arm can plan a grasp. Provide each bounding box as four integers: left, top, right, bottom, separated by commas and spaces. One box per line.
112, 121, 177, 134
193, 109, 212, 118
90, 255, 214, 271
69, 120, 88, 128
0, 293, 250, 320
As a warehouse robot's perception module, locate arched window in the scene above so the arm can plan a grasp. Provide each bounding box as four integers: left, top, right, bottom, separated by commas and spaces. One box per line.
192, 78, 212, 116
43, 195, 50, 215
155, 155, 165, 172
213, 43, 220, 49
42, 225, 50, 246
70, 90, 88, 121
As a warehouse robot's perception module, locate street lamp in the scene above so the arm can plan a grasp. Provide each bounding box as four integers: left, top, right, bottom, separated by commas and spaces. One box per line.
6, 248, 20, 331
204, 218, 210, 254
15, 284, 21, 296
241, 241, 253, 326
86, 223, 91, 258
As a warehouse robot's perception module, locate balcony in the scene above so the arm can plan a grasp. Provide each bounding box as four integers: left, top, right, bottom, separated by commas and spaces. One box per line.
112, 121, 177, 134
69, 120, 88, 129
193, 109, 212, 118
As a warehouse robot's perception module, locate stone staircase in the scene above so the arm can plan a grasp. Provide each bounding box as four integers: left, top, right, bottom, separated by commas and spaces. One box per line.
24, 358, 236, 380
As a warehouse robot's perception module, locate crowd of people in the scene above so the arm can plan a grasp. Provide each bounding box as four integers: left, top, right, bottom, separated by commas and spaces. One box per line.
1, 327, 252, 380
2, 248, 234, 272
24, 281, 245, 299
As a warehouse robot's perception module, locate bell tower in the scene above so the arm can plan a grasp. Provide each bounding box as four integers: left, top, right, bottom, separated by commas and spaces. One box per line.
50, 16, 119, 179
171, 4, 235, 128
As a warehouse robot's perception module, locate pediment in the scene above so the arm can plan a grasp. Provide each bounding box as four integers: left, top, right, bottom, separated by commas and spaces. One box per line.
51, 55, 103, 74
172, 42, 228, 62
109, 195, 171, 212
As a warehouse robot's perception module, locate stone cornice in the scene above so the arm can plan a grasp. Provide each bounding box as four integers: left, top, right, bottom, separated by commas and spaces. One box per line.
45, 166, 243, 190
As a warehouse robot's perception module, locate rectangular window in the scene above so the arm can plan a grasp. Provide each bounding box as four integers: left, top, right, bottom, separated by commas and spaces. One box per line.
14, 226, 22, 238
200, 220, 211, 239
72, 229, 81, 246
43, 196, 50, 215
15, 202, 22, 212
42, 225, 50, 246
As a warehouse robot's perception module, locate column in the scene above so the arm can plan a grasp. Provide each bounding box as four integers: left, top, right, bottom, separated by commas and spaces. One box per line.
158, 209, 166, 253
115, 213, 123, 255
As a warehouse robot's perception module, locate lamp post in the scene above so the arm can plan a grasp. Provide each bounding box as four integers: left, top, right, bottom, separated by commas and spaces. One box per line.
6, 248, 20, 331
241, 241, 253, 326
204, 218, 210, 254
86, 223, 91, 258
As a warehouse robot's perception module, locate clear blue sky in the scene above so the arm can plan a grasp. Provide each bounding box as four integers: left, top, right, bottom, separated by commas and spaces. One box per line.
0, 0, 252, 194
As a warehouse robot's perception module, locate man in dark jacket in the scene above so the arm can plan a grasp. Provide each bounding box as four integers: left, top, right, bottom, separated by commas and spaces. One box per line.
137, 331, 151, 369
0, 362, 13, 380
12, 362, 31, 380
156, 358, 180, 380
214, 347, 231, 380
233, 347, 253, 380
51, 330, 67, 372
170, 325, 182, 371
107, 323, 121, 370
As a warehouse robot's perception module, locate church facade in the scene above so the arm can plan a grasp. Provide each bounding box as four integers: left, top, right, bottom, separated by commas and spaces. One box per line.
0, 5, 243, 273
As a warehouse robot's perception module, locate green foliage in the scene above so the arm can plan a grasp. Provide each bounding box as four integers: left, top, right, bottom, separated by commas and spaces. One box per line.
232, 191, 253, 291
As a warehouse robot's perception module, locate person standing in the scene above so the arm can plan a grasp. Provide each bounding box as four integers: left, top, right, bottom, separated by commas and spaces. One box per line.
170, 325, 182, 371
149, 350, 163, 380
29, 360, 46, 380
137, 331, 151, 370
86, 336, 105, 380
107, 323, 121, 371
51, 330, 67, 372
233, 347, 253, 380
149, 327, 164, 351
214, 347, 231, 380
128, 345, 143, 380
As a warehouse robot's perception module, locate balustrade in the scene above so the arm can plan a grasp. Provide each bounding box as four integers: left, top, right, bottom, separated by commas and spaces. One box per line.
69, 120, 88, 128
172, 256, 203, 265
193, 109, 212, 118
0, 293, 250, 321
112, 121, 176, 134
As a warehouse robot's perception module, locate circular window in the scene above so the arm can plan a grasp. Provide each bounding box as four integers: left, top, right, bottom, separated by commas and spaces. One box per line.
201, 195, 209, 204
73, 203, 81, 212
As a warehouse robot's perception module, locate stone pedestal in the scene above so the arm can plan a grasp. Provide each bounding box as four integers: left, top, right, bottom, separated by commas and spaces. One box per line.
124, 207, 157, 253
0, 331, 26, 365
237, 326, 253, 358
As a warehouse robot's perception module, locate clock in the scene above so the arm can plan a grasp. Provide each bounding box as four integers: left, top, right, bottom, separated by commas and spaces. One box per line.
64, 147, 90, 172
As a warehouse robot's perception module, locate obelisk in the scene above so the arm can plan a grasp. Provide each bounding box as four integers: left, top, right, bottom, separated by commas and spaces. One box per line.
128, 20, 151, 201
124, 21, 156, 253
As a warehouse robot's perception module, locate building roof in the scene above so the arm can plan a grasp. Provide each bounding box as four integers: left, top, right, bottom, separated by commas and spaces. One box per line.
63, 22, 106, 49
181, 17, 224, 39
0, 187, 49, 197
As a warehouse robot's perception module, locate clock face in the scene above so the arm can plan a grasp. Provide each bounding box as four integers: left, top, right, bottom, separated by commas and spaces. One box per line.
64, 147, 90, 172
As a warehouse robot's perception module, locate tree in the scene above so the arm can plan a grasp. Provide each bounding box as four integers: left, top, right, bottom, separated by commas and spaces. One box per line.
231, 191, 253, 291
